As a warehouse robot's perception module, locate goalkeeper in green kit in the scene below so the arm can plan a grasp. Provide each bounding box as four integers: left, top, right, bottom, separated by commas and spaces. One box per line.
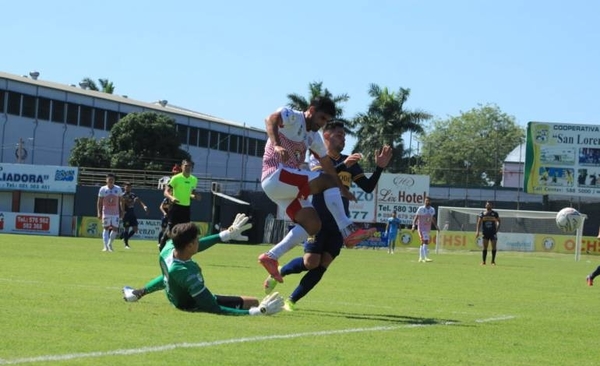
123, 214, 284, 316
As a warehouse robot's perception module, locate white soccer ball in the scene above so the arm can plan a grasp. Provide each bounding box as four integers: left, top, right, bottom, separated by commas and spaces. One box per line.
555, 207, 583, 233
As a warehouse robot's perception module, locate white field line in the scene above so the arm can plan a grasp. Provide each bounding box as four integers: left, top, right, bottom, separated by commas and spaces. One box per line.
0, 316, 515, 365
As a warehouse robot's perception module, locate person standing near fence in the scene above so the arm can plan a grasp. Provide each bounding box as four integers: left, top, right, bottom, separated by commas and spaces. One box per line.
385, 211, 401, 254
475, 201, 501, 265
159, 159, 201, 251
120, 182, 148, 249
97, 173, 123, 252
412, 197, 438, 263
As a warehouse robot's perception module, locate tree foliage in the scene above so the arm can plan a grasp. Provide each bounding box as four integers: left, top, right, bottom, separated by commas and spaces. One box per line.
68, 137, 111, 168
415, 104, 525, 187
348, 84, 431, 172
80, 77, 115, 94
286, 81, 349, 118
69, 112, 190, 171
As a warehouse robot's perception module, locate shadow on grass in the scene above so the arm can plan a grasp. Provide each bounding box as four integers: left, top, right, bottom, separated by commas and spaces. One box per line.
300, 309, 461, 326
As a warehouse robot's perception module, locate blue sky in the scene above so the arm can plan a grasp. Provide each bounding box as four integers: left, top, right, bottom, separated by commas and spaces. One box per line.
3, 0, 599, 154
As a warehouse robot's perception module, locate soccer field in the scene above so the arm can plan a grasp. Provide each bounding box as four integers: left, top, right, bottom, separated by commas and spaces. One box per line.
1, 234, 599, 365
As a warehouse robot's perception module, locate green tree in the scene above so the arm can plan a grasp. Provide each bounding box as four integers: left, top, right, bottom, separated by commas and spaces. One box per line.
286, 81, 349, 118
108, 112, 191, 171
416, 104, 525, 187
68, 137, 111, 168
80, 77, 115, 94
348, 84, 431, 172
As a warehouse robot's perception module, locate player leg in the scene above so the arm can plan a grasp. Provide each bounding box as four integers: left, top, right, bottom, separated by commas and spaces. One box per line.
101, 217, 110, 251
491, 235, 498, 265
107, 216, 119, 251
586, 265, 600, 286
286, 230, 340, 310
125, 215, 139, 248
482, 238, 490, 265
215, 295, 259, 310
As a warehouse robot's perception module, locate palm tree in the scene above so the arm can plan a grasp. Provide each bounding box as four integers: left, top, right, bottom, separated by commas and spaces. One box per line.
80, 77, 115, 94
286, 81, 349, 118
349, 83, 431, 173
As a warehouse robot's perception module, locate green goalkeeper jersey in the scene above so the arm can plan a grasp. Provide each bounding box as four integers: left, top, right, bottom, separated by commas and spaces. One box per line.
158, 237, 251, 315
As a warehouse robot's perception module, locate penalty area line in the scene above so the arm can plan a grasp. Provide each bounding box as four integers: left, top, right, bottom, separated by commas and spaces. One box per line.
0, 316, 515, 365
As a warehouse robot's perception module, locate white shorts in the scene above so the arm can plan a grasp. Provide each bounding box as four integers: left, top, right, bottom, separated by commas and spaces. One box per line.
261, 166, 321, 221
419, 230, 431, 243
102, 215, 120, 229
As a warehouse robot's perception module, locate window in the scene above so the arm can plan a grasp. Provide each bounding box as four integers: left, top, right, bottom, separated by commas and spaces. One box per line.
218, 133, 229, 152
34, 198, 58, 214
7, 91, 21, 115
256, 139, 266, 157
248, 138, 257, 157
38, 97, 51, 120
189, 126, 198, 146
94, 109, 106, 130
230, 135, 240, 154
22, 94, 36, 118
66, 104, 78, 125
106, 110, 119, 130
52, 100, 65, 123
79, 105, 92, 127
0, 90, 5, 113
210, 131, 220, 150
198, 128, 209, 148
177, 125, 189, 144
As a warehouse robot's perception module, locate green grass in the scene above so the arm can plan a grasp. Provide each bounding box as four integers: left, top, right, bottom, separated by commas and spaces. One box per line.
1, 234, 599, 365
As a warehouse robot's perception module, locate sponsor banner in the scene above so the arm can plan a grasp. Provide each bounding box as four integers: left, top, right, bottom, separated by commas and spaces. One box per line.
374, 174, 430, 224
0, 212, 59, 235
77, 216, 209, 240
439, 230, 600, 254
0, 163, 78, 193
525, 122, 600, 197
348, 177, 377, 223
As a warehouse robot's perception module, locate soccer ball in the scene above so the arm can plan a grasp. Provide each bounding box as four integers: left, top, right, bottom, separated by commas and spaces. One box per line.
555, 207, 583, 233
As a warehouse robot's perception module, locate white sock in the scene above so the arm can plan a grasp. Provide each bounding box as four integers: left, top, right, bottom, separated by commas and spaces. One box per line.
420, 244, 425, 258
323, 188, 353, 231
102, 229, 109, 248
108, 230, 117, 247
268, 225, 309, 259
424, 244, 429, 258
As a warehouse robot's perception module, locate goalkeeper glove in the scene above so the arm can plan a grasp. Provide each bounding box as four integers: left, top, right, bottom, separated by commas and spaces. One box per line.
249, 292, 284, 316
219, 213, 253, 242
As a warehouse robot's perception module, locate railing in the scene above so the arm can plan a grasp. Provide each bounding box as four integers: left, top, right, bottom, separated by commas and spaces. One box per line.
77, 166, 261, 194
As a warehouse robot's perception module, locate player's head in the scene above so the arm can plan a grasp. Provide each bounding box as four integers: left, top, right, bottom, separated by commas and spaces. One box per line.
181, 159, 194, 175
105, 173, 116, 186
424, 196, 431, 207
485, 201, 493, 210
392, 211, 397, 217
170, 222, 200, 251
323, 120, 346, 152
305, 96, 336, 132
123, 182, 132, 192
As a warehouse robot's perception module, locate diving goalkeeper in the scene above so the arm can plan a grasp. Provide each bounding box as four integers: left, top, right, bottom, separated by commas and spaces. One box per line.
123, 214, 284, 316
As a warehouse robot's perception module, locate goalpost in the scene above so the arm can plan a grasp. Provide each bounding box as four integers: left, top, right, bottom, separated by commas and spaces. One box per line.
436, 206, 587, 261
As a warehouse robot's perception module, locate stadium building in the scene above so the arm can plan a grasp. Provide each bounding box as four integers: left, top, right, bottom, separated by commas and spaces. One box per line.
0, 70, 267, 188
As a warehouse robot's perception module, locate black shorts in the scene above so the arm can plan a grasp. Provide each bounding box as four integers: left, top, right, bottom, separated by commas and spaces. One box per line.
482, 233, 497, 241
122, 210, 138, 228
161, 216, 168, 229
168, 203, 191, 227
304, 223, 343, 259
215, 295, 244, 309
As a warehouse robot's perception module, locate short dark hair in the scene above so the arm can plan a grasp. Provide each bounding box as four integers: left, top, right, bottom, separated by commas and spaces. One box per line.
323, 119, 345, 131
181, 159, 194, 166
170, 222, 200, 250
106, 173, 116, 179
310, 96, 336, 118
123, 181, 131, 186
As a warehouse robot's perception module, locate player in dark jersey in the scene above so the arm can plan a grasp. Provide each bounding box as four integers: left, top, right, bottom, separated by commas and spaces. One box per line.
475, 201, 501, 265
120, 182, 148, 248
158, 197, 171, 245
264, 120, 392, 310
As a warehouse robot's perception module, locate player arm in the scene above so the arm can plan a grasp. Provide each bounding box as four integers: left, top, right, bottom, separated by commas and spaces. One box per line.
496, 216, 501, 232
265, 111, 283, 147
159, 202, 168, 216
96, 196, 103, 218
353, 166, 384, 193
475, 217, 481, 235
412, 214, 418, 230
164, 184, 177, 202
190, 189, 201, 201
319, 156, 353, 198
135, 197, 149, 212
